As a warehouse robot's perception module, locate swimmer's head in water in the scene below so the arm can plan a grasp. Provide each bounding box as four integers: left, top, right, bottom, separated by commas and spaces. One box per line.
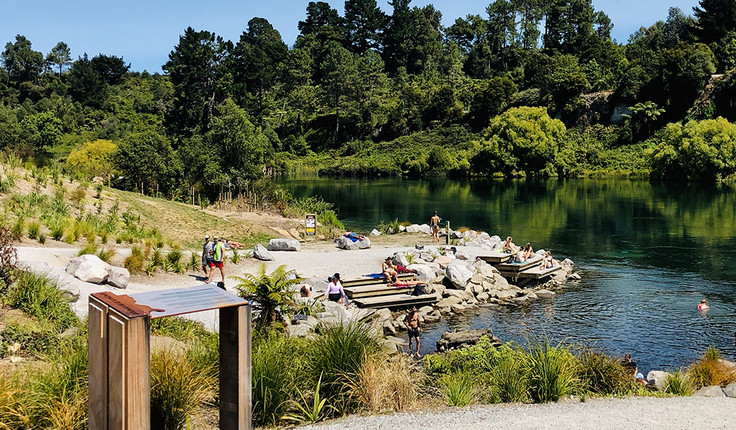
701, 299, 707, 303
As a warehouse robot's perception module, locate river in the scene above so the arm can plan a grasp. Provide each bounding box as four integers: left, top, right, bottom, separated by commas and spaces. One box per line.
278, 176, 736, 371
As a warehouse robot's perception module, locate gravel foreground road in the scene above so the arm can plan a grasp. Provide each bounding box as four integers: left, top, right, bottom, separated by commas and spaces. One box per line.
298, 397, 736, 430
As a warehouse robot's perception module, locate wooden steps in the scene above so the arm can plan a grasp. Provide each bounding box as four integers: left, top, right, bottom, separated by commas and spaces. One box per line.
478, 251, 516, 264
352, 293, 438, 309
342, 273, 415, 288
344, 284, 414, 299
496, 255, 543, 273
499, 265, 561, 279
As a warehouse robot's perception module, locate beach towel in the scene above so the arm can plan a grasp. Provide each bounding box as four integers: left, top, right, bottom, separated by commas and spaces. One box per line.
362, 273, 384, 279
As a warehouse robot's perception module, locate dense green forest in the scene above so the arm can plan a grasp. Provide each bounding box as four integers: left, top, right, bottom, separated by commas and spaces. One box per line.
3, 0, 736, 204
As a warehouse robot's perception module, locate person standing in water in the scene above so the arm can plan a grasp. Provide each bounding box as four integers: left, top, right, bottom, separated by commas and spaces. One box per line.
430, 211, 441, 242
404, 307, 422, 358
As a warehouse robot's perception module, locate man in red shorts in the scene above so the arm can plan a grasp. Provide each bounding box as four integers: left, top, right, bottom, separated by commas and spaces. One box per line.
206, 237, 226, 285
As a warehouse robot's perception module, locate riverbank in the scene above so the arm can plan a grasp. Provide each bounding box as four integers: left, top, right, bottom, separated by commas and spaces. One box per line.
297, 396, 736, 430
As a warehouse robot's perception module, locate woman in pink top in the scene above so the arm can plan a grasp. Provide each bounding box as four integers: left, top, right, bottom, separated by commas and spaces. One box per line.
325, 273, 348, 307
698, 299, 709, 311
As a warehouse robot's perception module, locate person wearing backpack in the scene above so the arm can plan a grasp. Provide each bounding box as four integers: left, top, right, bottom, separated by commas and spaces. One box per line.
201, 235, 213, 277
207, 237, 226, 285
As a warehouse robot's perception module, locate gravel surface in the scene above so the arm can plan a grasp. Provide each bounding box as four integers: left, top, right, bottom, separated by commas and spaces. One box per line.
297, 397, 736, 430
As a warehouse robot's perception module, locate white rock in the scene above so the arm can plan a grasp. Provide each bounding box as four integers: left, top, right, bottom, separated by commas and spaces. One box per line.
66, 254, 109, 284
107, 266, 130, 289
535, 289, 556, 298
693, 386, 726, 397
446, 260, 473, 289
336, 236, 371, 250
369, 229, 382, 236
253, 244, 274, 261
723, 382, 736, 398
405, 224, 420, 233
646, 370, 671, 391
418, 224, 432, 235
267, 238, 301, 251
408, 263, 440, 281
436, 296, 463, 308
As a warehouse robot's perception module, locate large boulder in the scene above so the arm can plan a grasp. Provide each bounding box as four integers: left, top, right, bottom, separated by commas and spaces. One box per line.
418, 224, 432, 235
693, 386, 726, 397
724, 383, 736, 398
66, 254, 109, 284
446, 260, 473, 289
369, 229, 382, 236
405, 224, 421, 233
646, 370, 671, 391
253, 244, 274, 261
107, 266, 130, 289
336, 236, 371, 250
436, 329, 502, 352
267, 238, 301, 251
407, 263, 439, 281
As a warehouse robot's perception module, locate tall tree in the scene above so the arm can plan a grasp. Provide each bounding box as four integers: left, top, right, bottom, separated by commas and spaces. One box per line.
232, 17, 288, 111
321, 41, 359, 145
1, 35, 44, 99
692, 0, 736, 44
90, 54, 129, 86
163, 27, 231, 137
46, 42, 71, 76
67, 54, 106, 108
297, 1, 347, 46
344, 0, 388, 54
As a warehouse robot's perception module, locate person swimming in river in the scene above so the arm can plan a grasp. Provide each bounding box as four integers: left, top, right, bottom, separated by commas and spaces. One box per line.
698, 299, 709, 311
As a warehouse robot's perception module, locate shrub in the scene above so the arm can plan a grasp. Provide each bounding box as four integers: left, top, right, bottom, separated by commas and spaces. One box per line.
27, 221, 40, 240
491, 352, 528, 403
77, 241, 98, 256
230, 249, 241, 264
3, 271, 78, 331
664, 369, 695, 396
166, 246, 182, 267
0, 322, 61, 357
124, 245, 145, 273
10, 219, 23, 240
687, 346, 736, 388
349, 354, 416, 412
523, 338, 579, 403
577, 348, 636, 395
38, 233, 46, 244
188, 253, 199, 270
145, 261, 158, 276
252, 334, 308, 426
150, 348, 215, 430
308, 320, 382, 414
50, 224, 64, 241
96, 247, 115, 263
440, 373, 474, 407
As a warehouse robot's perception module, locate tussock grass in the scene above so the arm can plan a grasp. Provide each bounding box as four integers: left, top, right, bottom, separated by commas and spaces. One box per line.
665, 369, 695, 395
150, 347, 215, 430
309, 321, 382, 414
523, 338, 579, 403
2, 271, 77, 331
440, 372, 474, 407
577, 348, 636, 395
349, 354, 416, 412
687, 346, 736, 388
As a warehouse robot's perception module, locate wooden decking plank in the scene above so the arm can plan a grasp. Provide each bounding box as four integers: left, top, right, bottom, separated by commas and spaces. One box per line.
344, 285, 414, 299
342, 273, 415, 288
500, 265, 561, 279
478, 251, 515, 264
496, 255, 543, 272
353, 293, 438, 309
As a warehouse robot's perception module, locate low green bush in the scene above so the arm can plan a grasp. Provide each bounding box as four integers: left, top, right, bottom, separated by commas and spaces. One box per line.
27, 221, 40, 240
664, 369, 695, 396
2, 271, 78, 331
440, 373, 474, 407
577, 348, 636, 395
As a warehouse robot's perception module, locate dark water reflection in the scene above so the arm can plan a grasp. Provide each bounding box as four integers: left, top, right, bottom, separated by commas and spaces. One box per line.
278, 177, 736, 371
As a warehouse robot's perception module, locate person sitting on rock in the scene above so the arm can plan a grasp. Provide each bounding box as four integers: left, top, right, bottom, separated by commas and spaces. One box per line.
623, 354, 648, 385
383, 257, 399, 283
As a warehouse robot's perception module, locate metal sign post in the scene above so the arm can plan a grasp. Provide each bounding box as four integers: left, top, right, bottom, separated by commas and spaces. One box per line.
89, 285, 251, 430
305, 214, 316, 236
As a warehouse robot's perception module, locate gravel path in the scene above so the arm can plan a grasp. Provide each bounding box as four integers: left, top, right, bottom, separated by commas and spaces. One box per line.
298, 397, 736, 430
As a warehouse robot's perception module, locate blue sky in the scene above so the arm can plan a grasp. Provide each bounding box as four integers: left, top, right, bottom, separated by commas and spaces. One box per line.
2, 1, 701, 73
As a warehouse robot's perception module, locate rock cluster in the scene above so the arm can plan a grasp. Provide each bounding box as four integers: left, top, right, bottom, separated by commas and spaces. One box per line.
65, 254, 130, 288
436, 329, 502, 352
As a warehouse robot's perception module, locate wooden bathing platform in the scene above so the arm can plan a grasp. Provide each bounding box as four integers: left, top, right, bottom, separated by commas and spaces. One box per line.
478, 252, 561, 283
343, 273, 438, 309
